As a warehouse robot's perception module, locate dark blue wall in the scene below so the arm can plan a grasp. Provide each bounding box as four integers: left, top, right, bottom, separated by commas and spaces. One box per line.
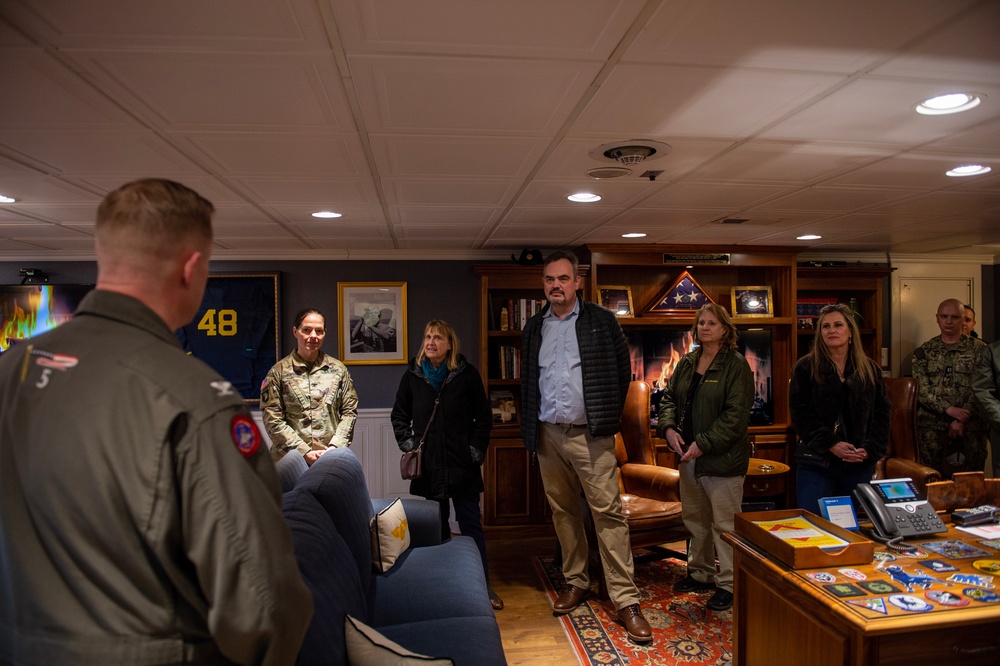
0, 260, 493, 408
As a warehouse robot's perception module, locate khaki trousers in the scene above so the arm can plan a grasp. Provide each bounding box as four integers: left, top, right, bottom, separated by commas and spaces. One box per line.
536, 422, 640, 609
678, 460, 744, 592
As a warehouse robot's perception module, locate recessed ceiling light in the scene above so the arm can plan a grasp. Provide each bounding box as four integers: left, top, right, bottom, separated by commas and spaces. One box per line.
621, 232, 646, 238
796, 234, 822, 241
568, 192, 601, 203
946, 164, 991, 177
311, 211, 342, 218
0, 194, 16, 203
915, 93, 982, 115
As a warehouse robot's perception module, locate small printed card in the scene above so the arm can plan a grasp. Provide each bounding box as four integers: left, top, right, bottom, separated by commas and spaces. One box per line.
818, 496, 859, 531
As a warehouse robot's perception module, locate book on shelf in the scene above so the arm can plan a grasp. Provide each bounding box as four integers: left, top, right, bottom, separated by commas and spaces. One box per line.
499, 297, 545, 331
489, 389, 518, 425
497, 345, 520, 379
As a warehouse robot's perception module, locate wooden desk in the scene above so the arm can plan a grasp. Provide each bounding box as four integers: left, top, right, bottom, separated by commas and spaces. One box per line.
724, 525, 1000, 665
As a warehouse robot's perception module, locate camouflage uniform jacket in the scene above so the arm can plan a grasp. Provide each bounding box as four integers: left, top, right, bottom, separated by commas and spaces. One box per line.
260, 350, 358, 460
912, 334, 986, 432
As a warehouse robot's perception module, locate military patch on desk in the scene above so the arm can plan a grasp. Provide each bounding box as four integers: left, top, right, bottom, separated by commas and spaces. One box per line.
838, 568, 866, 581
978, 539, 1000, 551
807, 571, 837, 583
963, 587, 1000, 603
872, 550, 897, 563
919, 559, 959, 573
919, 540, 992, 559
925, 590, 969, 607
859, 580, 900, 595
947, 573, 994, 589
888, 594, 933, 612
972, 559, 1000, 575
231, 414, 262, 459
823, 583, 865, 598
846, 597, 888, 614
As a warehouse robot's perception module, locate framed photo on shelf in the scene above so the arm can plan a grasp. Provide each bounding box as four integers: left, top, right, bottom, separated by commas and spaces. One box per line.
598, 285, 634, 317
176, 273, 280, 404
644, 270, 714, 315
731, 286, 773, 317
489, 389, 518, 425
338, 282, 407, 365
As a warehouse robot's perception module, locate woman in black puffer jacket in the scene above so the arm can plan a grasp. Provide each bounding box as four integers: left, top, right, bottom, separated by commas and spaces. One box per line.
390, 319, 502, 610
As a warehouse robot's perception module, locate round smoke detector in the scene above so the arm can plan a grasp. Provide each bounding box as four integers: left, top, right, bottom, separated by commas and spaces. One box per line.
589, 139, 672, 166
586, 167, 632, 179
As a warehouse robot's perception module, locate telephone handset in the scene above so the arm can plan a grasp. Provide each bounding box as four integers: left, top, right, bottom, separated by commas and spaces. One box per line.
853, 478, 947, 541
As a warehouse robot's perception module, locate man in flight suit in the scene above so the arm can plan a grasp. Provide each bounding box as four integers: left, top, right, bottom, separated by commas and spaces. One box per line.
0, 179, 312, 664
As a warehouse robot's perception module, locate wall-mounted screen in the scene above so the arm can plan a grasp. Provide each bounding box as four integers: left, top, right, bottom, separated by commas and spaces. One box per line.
626, 327, 773, 427
0, 284, 94, 353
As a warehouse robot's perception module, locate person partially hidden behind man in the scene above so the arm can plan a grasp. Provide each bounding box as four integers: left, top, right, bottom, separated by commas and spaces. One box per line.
519, 250, 653, 645
912, 298, 987, 478
0, 179, 312, 664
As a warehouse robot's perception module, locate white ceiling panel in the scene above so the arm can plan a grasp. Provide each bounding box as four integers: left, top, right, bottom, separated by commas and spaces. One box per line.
0, 0, 996, 259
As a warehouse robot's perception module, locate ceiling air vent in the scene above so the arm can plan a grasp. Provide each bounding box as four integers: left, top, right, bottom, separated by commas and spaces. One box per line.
589, 139, 672, 166
715, 217, 750, 225
586, 167, 631, 179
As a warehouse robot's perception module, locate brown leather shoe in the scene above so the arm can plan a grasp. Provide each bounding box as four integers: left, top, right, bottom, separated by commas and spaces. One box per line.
617, 604, 653, 644
552, 585, 589, 615
488, 586, 504, 611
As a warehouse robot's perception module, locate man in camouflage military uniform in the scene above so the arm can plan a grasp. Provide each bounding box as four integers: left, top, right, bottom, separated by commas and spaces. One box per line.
260, 308, 358, 463
912, 298, 987, 478
973, 340, 1000, 477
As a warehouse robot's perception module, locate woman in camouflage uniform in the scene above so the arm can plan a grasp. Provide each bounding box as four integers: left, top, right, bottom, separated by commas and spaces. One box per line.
260, 309, 358, 464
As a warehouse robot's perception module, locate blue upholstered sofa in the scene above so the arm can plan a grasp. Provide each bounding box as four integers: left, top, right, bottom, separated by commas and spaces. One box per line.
279, 448, 507, 665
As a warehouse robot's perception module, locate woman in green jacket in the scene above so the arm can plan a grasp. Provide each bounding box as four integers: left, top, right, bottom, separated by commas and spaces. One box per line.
656, 303, 754, 612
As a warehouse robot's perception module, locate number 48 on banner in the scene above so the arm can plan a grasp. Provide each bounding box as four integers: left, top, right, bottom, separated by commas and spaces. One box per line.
198, 308, 238, 336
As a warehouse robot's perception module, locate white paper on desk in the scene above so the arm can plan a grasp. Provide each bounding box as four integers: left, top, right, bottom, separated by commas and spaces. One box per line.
955, 523, 1000, 538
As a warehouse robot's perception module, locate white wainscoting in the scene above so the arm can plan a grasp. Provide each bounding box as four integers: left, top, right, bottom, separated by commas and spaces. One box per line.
252, 408, 416, 500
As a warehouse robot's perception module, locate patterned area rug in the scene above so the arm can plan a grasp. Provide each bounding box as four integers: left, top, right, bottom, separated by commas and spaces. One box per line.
533, 555, 732, 666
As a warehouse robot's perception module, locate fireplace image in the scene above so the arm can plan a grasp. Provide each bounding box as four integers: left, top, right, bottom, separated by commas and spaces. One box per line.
0, 285, 93, 352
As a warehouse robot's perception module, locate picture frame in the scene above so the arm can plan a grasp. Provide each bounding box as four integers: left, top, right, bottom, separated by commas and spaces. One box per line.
338, 282, 407, 365
489, 389, 519, 425
598, 285, 634, 317
176, 273, 280, 404
644, 270, 714, 315
731, 286, 773, 318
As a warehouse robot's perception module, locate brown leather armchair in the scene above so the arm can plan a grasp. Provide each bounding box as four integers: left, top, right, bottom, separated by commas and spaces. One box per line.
613, 380, 690, 554
873, 376, 941, 495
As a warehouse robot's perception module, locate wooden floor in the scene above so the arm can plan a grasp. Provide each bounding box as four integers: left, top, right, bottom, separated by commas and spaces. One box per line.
486, 530, 579, 665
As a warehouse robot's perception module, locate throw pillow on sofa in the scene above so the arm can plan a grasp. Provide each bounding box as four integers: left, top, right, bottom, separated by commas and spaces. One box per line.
370, 497, 410, 573
344, 615, 452, 665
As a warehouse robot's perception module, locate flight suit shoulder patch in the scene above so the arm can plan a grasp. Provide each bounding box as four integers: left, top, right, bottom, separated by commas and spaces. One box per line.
231, 414, 262, 458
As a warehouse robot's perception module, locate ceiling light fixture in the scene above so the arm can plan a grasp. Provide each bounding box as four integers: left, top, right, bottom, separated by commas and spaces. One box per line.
915, 92, 982, 115
568, 192, 601, 203
311, 211, 342, 218
796, 234, 822, 241
586, 167, 631, 179
0, 194, 16, 203
621, 232, 646, 238
946, 164, 991, 177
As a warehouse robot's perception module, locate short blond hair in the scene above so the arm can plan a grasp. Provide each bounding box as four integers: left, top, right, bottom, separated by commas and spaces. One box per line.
96, 179, 213, 263
417, 319, 460, 371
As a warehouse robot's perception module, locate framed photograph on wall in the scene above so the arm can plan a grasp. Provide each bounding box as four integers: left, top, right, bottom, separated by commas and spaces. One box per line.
598, 285, 634, 317
338, 282, 407, 365
176, 273, 280, 404
731, 286, 773, 317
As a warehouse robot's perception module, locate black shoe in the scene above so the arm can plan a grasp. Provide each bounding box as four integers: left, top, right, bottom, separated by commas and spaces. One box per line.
707, 588, 733, 611
674, 575, 716, 593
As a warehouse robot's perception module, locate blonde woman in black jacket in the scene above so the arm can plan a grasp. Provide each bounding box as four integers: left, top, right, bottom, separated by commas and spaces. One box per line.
390, 319, 502, 610
790, 303, 890, 513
